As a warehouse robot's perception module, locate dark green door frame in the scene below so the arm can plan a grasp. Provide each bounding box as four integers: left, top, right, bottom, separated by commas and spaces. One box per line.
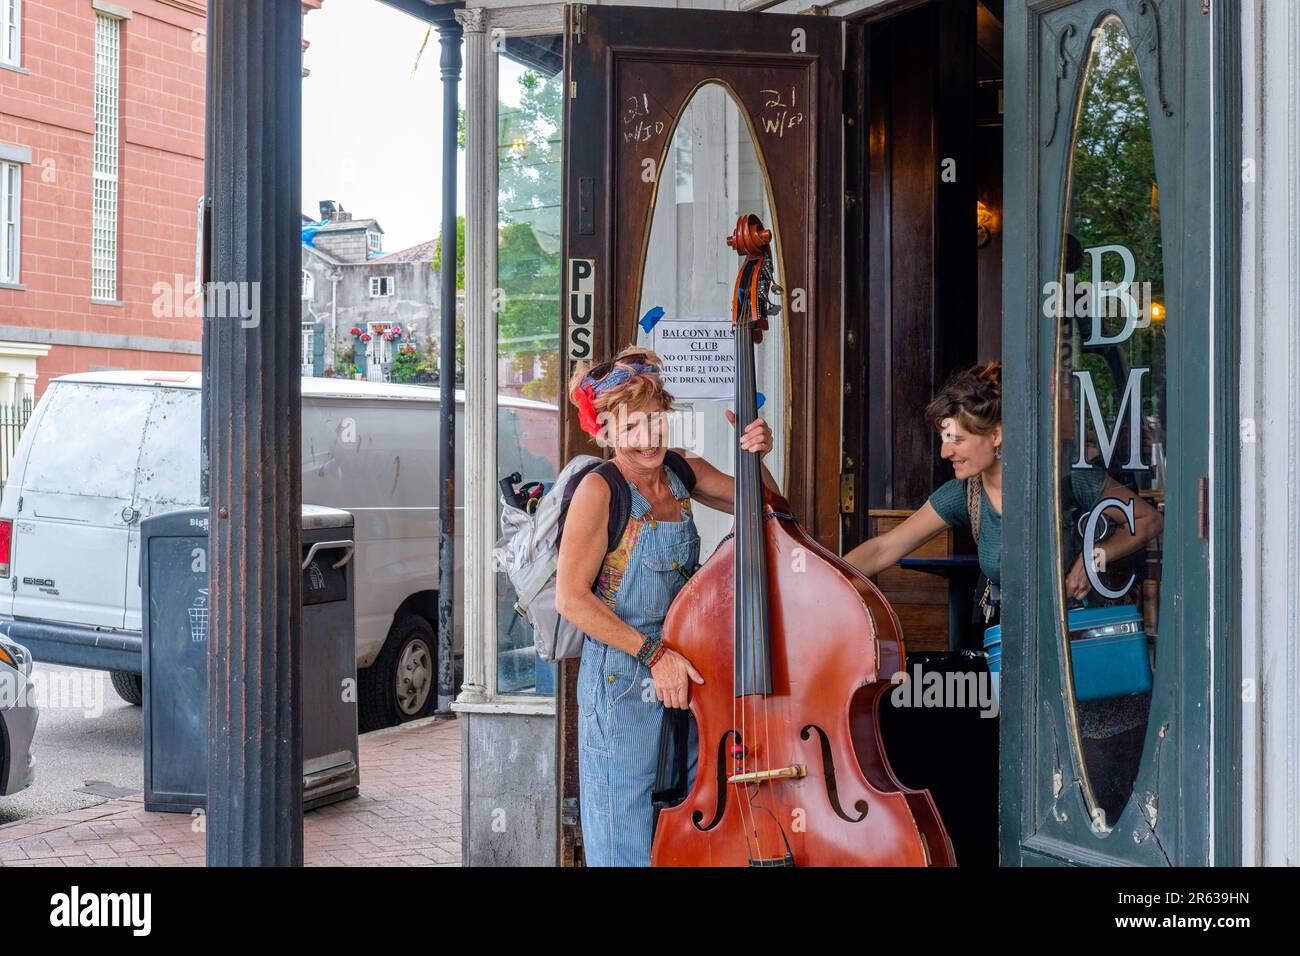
1000, 0, 1240, 866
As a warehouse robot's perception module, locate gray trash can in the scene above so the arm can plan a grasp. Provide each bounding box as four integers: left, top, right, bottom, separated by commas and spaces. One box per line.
141, 505, 360, 813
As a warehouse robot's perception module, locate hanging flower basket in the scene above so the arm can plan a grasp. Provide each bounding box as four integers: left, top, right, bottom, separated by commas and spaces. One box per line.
359, 332, 372, 343
350, 326, 363, 337
382, 330, 395, 342
391, 325, 404, 339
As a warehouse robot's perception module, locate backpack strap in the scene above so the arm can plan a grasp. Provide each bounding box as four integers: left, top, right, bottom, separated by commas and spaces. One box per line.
594, 461, 631, 552
556, 454, 694, 556
663, 450, 697, 497
555, 460, 632, 555
966, 475, 983, 544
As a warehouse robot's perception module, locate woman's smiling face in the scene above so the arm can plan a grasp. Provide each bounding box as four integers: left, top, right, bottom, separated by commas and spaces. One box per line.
608, 402, 670, 472
938, 415, 1002, 480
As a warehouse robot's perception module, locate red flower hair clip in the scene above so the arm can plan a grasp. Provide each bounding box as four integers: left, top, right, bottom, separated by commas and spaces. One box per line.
572, 381, 601, 437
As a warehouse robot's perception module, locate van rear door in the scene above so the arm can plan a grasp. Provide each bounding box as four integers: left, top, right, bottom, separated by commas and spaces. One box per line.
123, 386, 201, 631
10, 382, 155, 629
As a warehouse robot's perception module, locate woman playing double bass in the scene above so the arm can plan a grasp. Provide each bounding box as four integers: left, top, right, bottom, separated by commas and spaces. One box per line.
554, 346, 776, 867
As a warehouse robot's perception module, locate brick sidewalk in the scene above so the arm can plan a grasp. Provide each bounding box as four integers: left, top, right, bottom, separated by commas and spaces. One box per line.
0, 717, 461, 867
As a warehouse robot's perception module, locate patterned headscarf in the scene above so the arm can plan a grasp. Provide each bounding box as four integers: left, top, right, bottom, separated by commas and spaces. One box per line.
571, 360, 661, 437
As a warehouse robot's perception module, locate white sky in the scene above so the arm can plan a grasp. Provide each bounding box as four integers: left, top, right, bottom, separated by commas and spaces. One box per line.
301, 0, 468, 255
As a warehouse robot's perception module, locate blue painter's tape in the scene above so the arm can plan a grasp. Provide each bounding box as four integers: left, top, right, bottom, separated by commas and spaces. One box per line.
638, 306, 665, 333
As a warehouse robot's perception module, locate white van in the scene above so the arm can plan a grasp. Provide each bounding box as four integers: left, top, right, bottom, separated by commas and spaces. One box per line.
0, 371, 559, 729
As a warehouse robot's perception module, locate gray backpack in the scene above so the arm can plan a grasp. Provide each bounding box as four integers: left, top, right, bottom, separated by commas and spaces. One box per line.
494, 452, 695, 662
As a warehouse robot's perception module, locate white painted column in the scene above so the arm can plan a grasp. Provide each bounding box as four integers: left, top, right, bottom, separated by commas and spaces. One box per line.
456, 4, 493, 705
1239, 0, 1300, 867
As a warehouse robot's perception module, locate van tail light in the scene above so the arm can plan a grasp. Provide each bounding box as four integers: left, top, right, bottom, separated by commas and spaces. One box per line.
0, 518, 11, 577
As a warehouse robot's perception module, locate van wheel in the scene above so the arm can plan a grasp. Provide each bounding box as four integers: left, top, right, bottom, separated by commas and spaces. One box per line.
110, 670, 143, 706
359, 614, 437, 731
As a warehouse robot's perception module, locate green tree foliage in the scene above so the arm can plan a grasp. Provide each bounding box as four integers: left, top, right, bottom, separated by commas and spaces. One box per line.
432, 215, 466, 292
1068, 18, 1165, 421
496, 69, 563, 404
1071, 20, 1163, 292
389, 346, 429, 384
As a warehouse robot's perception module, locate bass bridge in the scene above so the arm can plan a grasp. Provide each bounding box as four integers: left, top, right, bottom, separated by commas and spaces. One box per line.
727, 764, 806, 786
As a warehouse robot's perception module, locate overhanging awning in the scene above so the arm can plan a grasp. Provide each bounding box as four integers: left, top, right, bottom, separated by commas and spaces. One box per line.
374, 0, 463, 25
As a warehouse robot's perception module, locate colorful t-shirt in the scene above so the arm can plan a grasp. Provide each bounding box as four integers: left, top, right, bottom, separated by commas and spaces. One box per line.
926, 466, 1110, 586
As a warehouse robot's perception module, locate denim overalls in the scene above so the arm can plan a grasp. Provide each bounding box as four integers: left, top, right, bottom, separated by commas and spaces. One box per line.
577, 464, 701, 867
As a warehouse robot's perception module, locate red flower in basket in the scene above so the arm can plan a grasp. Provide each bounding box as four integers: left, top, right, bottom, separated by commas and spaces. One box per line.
391, 325, 403, 338
382, 330, 395, 342
359, 332, 372, 343
350, 326, 363, 337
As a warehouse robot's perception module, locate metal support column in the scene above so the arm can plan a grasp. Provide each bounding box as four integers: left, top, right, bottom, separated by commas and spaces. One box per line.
436, 18, 463, 716
202, 0, 304, 866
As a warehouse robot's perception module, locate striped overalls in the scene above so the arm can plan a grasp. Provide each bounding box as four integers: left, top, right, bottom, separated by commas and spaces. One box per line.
577, 465, 700, 867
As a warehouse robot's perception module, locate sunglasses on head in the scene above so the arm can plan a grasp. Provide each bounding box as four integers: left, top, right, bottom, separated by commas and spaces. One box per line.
589, 352, 653, 380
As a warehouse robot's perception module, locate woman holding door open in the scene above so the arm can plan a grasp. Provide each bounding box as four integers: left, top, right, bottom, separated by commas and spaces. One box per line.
843, 363, 1163, 619
845, 363, 1167, 827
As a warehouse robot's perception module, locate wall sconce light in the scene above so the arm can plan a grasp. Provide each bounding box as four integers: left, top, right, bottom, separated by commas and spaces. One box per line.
1149, 301, 1165, 322
976, 201, 995, 248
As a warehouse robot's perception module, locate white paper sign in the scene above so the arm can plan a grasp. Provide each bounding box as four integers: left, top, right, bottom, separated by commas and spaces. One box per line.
650, 318, 735, 401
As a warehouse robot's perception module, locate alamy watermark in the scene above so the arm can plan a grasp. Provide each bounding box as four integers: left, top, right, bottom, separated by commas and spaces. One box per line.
889, 661, 999, 719
1042, 243, 1158, 336
152, 274, 260, 328
0, 666, 106, 719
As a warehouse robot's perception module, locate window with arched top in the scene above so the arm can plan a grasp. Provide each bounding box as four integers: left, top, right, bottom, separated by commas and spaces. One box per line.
634, 80, 787, 561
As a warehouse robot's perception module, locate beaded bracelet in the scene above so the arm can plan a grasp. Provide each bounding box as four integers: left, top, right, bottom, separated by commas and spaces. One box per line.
635, 634, 661, 666
645, 641, 668, 669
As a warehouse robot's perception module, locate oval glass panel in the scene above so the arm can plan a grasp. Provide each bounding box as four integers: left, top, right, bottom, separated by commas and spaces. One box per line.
1055, 16, 1166, 834
636, 82, 786, 557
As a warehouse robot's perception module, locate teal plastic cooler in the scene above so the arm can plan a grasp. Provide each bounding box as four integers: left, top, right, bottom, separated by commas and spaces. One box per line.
983, 604, 1151, 702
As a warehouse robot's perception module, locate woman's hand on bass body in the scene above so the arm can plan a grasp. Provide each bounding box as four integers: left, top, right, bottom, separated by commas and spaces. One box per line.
651, 647, 704, 709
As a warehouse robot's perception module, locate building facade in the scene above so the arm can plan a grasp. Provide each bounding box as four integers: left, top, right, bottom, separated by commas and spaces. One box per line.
0, 0, 211, 405
0, 0, 324, 407
301, 200, 443, 382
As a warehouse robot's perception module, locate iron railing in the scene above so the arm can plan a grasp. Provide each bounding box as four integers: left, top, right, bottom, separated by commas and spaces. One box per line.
0, 396, 33, 488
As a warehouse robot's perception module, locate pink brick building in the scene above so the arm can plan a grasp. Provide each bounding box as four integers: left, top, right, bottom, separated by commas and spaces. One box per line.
0, 0, 321, 404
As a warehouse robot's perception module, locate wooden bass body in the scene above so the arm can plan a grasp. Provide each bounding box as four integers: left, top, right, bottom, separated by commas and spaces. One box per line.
650, 488, 956, 867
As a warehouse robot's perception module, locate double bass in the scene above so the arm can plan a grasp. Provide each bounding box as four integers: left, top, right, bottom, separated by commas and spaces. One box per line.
650, 215, 955, 867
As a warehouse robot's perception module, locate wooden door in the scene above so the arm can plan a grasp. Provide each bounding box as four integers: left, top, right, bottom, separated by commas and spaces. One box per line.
1001, 0, 1227, 866
559, 2, 842, 864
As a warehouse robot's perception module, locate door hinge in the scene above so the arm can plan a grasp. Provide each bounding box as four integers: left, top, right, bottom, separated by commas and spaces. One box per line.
571, 4, 587, 44
16, 495, 21, 513
10, 577, 16, 592
561, 795, 580, 828
569, 80, 577, 99
1201, 0, 1210, 14
844, 190, 858, 209
1197, 475, 1209, 539
840, 473, 856, 514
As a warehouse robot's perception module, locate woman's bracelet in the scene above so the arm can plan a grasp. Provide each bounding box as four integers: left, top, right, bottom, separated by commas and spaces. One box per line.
645, 641, 668, 669
635, 634, 663, 666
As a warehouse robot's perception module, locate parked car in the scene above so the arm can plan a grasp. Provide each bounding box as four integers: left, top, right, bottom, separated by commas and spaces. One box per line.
0, 633, 37, 796
0, 372, 558, 729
